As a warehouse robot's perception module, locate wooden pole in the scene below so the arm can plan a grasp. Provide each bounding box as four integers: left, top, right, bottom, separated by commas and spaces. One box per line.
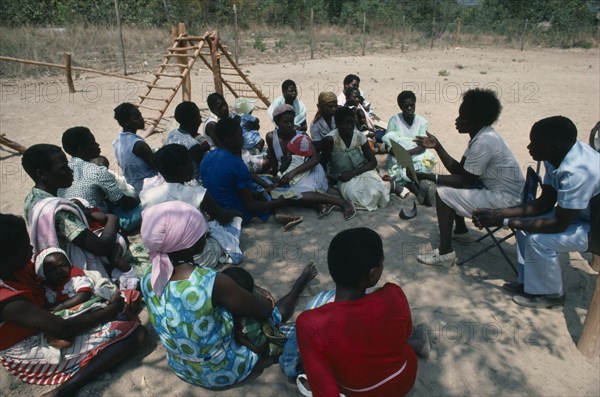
310, 8, 314, 59
113, 0, 128, 76
361, 12, 366, 56
430, 0, 436, 50
401, 3, 405, 53
0, 134, 27, 154
210, 31, 224, 95
520, 19, 529, 51
217, 41, 270, 107
177, 23, 191, 102
233, 4, 239, 64
455, 17, 461, 47
63, 52, 75, 93
162, 0, 171, 21
577, 272, 600, 359
0, 55, 148, 83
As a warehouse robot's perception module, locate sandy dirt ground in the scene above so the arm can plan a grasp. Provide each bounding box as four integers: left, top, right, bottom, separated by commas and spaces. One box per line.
1, 46, 599, 396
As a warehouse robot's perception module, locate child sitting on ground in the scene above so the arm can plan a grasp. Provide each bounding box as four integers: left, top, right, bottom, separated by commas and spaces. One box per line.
234, 97, 265, 153
221, 266, 287, 356
270, 134, 334, 217
90, 155, 136, 197
234, 99, 269, 173
69, 197, 138, 290
277, 134, 313, 186
344, 87, 386, 152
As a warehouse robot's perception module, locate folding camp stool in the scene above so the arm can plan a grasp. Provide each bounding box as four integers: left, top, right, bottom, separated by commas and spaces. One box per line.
456, 163, 542, 274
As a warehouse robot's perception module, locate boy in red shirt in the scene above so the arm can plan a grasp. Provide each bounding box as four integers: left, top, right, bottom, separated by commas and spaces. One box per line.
297, 228, 428, 397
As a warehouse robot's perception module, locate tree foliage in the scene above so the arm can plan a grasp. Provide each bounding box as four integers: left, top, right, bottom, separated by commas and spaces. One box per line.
0, 0, 597, 44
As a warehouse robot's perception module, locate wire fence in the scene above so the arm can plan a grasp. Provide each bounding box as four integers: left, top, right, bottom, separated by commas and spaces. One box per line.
1, 0, 598, 78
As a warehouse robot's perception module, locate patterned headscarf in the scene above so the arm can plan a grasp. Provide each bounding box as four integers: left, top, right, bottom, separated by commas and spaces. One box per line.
312, 91, 338, 123
141, 201, 208, 296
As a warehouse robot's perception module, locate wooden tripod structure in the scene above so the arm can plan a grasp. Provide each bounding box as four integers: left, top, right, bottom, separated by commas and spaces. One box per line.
138, 25, 270, 138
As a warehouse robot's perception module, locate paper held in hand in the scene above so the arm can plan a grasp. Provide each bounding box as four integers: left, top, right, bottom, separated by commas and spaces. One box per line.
389, 140, 418, 183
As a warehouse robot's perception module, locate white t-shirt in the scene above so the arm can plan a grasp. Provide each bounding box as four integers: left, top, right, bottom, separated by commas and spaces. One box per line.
462, 126, 524, 198
543, 140, 600, 223
139, 182, 207, 210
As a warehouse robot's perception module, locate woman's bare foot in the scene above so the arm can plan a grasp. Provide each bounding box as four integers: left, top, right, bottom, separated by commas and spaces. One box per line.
294, 262, 318, 292
317, 204, 335, 219
274, 213, 303, 231
342, 201, 357, 221
275, 262, 319, 322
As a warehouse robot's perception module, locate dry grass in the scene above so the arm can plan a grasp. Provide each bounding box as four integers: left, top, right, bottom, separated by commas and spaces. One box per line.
0, 23, 597, 79
0, 25, 170, 78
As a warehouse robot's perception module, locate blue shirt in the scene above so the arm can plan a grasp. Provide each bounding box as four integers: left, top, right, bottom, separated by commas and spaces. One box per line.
543, 140, 600, 224
200, 148, 270, 224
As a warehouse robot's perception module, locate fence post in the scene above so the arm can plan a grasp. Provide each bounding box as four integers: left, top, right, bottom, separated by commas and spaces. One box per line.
233, 3, 239, 64
520, 19, 529, 51
455, 17, 461, 47
430, 0, 436, 50
310, 8, 315, 59
64, 52, 75, 93
577, 272, 600, 359
401, 6, 405, 53
162, 0, 171, 22
113, 0, 128, 76
210, 31, 224, 96
177, 23, 191, 102
361, 12, 366, 56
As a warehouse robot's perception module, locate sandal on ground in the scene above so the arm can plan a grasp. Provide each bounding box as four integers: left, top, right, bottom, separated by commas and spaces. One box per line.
343, 203, 357, 221
282, 216, 303, 231
317, 204, 335, 219
399, 201, 417, 220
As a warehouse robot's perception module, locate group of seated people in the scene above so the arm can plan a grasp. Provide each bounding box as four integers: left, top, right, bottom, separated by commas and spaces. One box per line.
0, 72, 598, 396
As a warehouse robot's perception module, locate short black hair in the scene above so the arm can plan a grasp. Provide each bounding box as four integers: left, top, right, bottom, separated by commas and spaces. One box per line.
461, 88, 502, 126
215, 116, 241, 144
207, 93, 225, 110
22, 144, 63, 180
153, 144, 189, 181
397, 91, 416, 105
222, 267, 254, 292
282, 79, 296, 92
334, 106, 355, 126
174, 101, 200, 124
62, 126, 93, 157
328, 227, 384, 288
343, 74, 360, 86
0, 214, 28, 258
531, 116, 577, 145
114, 102, 139, 126
90, 155, 109, 168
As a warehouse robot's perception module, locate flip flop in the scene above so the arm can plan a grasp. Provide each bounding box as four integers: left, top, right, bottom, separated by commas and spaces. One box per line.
343, 203, 357, 221
282, 216, 303, 231
399, 201, 417, 220
317, 204, 335, 219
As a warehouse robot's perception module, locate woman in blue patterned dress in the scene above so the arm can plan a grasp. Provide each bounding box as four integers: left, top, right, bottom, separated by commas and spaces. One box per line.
139, 201, 317, 388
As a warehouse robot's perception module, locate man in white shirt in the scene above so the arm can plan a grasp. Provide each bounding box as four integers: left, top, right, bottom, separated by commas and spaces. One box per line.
474, 116, 600, 309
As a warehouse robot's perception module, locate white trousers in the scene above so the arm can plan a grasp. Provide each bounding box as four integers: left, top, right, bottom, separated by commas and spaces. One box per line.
516, 222, 590, 295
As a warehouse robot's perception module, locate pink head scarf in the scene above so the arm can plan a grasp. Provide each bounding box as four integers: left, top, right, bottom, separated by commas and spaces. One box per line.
141, 201, 208, 296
